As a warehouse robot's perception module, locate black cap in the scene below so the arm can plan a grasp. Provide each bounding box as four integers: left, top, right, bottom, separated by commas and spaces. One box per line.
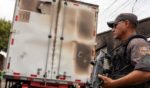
107, 13, 138, 28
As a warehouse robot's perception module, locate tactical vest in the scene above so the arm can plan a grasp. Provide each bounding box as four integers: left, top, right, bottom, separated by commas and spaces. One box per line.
109, 35, 149, 88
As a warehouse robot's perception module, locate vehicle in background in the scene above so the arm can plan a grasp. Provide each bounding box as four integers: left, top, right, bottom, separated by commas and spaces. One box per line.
4, 0, 99, 88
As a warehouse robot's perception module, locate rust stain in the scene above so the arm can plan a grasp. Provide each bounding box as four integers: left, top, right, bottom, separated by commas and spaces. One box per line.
18, 10, 30, 22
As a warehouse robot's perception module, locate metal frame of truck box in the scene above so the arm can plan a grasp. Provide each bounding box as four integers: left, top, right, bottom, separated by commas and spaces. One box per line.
4, 0, 99, 87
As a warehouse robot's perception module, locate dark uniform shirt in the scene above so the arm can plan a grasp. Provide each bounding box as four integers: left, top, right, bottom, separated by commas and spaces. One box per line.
110, 36, 150, 88
127, 38, 150, 71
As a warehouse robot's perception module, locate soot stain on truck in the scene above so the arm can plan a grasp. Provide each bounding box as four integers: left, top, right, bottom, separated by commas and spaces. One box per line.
74, 42, 92, 74
77, 10, 94, 40
19, 0, 51, 14
37, 1, 52, 15
20, 0, 39, 12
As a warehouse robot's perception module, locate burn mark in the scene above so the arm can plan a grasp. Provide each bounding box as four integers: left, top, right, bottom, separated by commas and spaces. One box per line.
37, 1, 52, 15
19, 0, 51, 14
74, 42, 92, 74
77, 10, 94, 40
20, 0, 39, 12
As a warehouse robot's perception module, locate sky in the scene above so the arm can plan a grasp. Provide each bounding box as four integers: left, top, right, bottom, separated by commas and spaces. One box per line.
0, 0, 150, 33
0, 0, 15, 21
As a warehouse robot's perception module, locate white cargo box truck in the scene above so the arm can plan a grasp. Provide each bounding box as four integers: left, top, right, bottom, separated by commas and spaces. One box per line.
4, 0, 98, 87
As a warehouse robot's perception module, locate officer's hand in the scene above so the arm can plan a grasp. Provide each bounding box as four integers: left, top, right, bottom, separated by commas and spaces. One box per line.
98, 74, 117, 88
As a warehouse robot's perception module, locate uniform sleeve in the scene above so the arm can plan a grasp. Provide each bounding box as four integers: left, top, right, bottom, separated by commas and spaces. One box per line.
128, 38, 150, 72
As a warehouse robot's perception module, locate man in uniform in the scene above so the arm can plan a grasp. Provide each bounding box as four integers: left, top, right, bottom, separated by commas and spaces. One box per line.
98, 13, 150, 88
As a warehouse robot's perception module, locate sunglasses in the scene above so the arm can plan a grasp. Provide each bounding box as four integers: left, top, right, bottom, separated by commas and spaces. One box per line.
113, 21, 122, 28
113, 20, 126, 28
113, 22, 118, 28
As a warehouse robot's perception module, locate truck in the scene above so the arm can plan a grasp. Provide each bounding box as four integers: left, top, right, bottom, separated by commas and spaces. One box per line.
4, 0, 99, 87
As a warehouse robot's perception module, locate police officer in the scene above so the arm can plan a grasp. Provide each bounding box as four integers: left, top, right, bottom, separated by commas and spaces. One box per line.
98, 13, 150, 88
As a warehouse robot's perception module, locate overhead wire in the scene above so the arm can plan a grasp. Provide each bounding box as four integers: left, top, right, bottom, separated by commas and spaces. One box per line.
98, 0, 149, 33
132, 0, 138, 13
109, 0, 133, 18
102, 0, 131, 20
101, 0, 118, 14
109, 0, 129, 16
132, 0, 144, 14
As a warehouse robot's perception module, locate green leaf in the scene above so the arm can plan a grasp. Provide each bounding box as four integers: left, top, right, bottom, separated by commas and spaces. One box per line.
0, 19, 11, 51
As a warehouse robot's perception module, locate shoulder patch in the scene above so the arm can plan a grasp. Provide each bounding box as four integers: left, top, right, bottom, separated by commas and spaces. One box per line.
139, 46, 150, 55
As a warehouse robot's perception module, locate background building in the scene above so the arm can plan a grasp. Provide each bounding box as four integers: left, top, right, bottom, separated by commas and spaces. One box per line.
96, 17, 150, 55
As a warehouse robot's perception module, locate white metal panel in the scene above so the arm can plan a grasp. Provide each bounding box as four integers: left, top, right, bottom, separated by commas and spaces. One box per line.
5, 0, 99, 83
47, 0, 98, 82
44, 0, 60, 79
6, 0, 54, 78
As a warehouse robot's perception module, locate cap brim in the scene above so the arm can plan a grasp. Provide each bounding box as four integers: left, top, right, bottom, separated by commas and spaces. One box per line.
107, 21, 115, 28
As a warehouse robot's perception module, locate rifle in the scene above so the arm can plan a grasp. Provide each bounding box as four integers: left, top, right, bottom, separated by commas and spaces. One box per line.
89, 50, 111, 88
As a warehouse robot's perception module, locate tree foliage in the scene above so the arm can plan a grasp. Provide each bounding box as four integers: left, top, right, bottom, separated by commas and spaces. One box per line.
0, 19, 11, 51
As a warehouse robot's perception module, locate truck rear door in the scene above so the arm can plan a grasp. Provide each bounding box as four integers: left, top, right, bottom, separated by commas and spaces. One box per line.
5, 0, 57, 79
46, 0, 99, 82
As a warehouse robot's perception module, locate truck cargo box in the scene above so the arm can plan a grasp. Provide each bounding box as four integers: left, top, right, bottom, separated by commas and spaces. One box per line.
4, 0, 98, 86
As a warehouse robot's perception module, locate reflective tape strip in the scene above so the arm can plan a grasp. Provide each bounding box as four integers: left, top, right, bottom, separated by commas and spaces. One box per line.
11, 38, 14, 45
13, 72, 20, 75
30, 74, 37, 78
74, 3, 79, 6
13, 72, 21, 79
75, 79, 81, 83
15, 15, 19, 21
